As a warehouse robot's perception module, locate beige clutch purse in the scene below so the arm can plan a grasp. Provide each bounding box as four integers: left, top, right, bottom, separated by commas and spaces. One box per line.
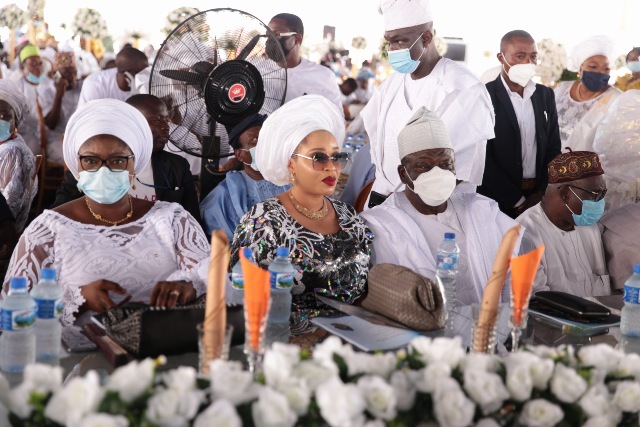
361, 263, 445, 331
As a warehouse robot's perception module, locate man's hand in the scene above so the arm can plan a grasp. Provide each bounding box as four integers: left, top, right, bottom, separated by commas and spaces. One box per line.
80, 279, 128, 314
515, 191, 544, 215
54, 76, 68, 97
150, 281, 196, 308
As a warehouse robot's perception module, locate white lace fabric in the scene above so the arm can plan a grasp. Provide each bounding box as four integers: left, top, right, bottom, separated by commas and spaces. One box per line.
2, 202, 210, 325
0, 135, 37, 232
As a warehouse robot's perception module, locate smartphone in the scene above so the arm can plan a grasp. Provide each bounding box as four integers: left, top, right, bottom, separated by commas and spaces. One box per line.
61, 326, 97, 352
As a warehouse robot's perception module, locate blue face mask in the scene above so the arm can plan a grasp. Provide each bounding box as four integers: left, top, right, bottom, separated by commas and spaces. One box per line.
566, 188, 605, 226
388, 34, 425, 74
25, 72, 45, 84
0, 119, 12, 142
77, 168, 131, 205
240, 146, 259, 171
581, 70, 609, 92
628, 61, 640, 73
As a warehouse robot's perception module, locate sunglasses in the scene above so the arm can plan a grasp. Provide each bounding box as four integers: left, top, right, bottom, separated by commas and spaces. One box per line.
567, 184, 607, 202
292, 152, 349, 171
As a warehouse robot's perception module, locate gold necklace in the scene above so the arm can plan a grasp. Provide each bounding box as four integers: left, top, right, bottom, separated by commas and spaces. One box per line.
288, 189, 328, 220
85, 195, 134, 226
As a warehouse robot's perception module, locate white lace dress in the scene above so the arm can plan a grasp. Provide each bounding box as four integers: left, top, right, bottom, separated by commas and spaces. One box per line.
3, 202, 210, 325
0, 134, 37, 232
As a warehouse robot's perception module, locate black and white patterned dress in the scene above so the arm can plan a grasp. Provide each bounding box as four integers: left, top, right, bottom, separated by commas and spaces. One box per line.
229, 197, 373, 325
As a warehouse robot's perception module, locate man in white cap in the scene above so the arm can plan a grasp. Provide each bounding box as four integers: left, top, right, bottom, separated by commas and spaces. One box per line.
361, 0, 494, 207
361, 107, 520, 305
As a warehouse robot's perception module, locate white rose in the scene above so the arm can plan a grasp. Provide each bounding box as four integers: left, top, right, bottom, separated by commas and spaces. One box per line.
412, 361, 451, 393
613, 381, 640, 413
194, 399, 242, 427
530, 359, 555, 390
519, 399, 564, 427
364, 420, 386, 427
162, 366, 197, 392
506, 362, 533, 401
579, 384, 611, 418
463, 369, 510, 414
550, 364, 587, 403
615, 353, 640, 380
582, 415, 618, 427
409, 336, 465, 369
251, 388, 297, 427
357, 375, 397, 420
527, 345, 560, 360
389, 370, 416, 411
578, 345, 623, 374
432, 378, 475, 427
365, 353, 397, 379
271, 377, 310, 416
312, 336, 350, 374
44, 371, 103, 425
9, 382, 34, 419
460, 353, 501, 373
106, 359, 155, 403
146, 387, 204, 426
210, 360, 260, 405
263, 343, 300, 387
77, 413, 129, 427
475, 418, 501, 427
316, 377, 366, 427
290, 360, 335, 391
23, 364, 63, 394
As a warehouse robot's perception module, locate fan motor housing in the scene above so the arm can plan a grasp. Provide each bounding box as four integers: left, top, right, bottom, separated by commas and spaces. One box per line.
204, 59, 265, 126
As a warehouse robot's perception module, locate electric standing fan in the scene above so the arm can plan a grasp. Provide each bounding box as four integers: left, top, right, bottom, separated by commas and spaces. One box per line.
149, 8, 287, 197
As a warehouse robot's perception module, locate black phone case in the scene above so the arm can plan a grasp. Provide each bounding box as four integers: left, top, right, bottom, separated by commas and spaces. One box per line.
531, 291, 613, 322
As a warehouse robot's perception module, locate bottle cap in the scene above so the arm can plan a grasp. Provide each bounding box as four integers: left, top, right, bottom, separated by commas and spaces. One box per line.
444, 232, 455, 240
634, 264, 640, 274
40, 268, 56, 281
276, 247, 289, 257
10, 277, 28, 291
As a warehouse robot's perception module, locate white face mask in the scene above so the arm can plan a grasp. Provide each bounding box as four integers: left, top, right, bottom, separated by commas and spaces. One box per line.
501, 54, 536, 87
405, 166, 456, 206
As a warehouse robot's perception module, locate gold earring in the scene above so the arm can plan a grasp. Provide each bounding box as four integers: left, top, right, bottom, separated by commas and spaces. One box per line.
290, 172, 296, 185
131, 173, 136, 190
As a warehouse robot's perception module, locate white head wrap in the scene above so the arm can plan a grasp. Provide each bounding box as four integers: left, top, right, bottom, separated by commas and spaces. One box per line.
397, 106, 453, 160
379, 0, 433, 32
568, 35, 616, 72
256, 95, 346, 186
63, 99, 152, 179
0, 79, 30, 126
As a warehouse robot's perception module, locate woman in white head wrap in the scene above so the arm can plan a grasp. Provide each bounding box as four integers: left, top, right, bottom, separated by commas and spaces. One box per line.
3, 99, 210, 326
230, 95, 372, 330
0, 79, 37, 233
554, 35, 621, 152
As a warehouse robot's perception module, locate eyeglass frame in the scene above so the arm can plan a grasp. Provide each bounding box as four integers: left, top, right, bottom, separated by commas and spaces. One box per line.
272, 31, 297, 40
566, 184, 607, 202
291, 152, 349, 171
78, 155, 135, 172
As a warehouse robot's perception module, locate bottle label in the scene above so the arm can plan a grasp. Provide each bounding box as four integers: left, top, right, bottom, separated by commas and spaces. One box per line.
275, 273, 294, 289
437, 253, 459, 271
623, 285, 640, 304
34, 298, 63, 319
1, 307, 36, 331
231, 273, 244, 290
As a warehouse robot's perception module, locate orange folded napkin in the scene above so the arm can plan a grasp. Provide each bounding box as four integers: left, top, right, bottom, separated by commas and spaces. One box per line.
510, 245, 545, 324
240, 248, 271, 351
203, 230, 229, 366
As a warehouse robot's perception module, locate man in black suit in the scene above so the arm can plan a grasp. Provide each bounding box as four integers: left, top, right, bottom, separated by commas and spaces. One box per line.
478, 30, 561, 218
52, 95, 201, 223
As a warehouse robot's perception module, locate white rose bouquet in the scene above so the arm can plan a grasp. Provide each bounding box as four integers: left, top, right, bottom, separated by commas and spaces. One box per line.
0, 4, 28, 30
163, 7, 201, 36
71, 8, 109, 39
4, 337, 640, 426
536, 38, 567, 87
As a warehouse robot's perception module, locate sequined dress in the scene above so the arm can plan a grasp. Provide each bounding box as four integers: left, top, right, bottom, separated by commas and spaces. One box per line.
229, 197, 373, 325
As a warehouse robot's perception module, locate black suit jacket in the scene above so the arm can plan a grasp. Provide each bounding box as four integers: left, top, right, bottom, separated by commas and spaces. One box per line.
52, 150, 201, 224
478, 75, 561, 216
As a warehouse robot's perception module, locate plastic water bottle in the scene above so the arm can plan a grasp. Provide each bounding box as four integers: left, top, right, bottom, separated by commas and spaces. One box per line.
436, 233, 460, 332
30, 268, 64, 362
355, 134, 366, 155
342, 134, 355, 175
266, 247, 294, 346
231, 260, 244, 290
621, 264, 640, 337
0, 277, 36, 373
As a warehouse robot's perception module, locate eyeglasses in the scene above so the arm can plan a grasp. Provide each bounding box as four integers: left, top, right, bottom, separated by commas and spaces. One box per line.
79, 155, 134, 172
292, 152, 349, 171
272, 31, 297, 40
567, 185, 607, 202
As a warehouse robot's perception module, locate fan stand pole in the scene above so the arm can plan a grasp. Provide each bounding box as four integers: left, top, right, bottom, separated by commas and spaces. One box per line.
199, 121, 226, 201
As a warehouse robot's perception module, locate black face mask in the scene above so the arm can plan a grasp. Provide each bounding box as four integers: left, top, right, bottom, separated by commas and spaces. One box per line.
581, 70, 610, 92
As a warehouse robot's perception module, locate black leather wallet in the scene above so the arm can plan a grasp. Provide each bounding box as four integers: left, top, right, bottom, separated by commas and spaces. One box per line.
532, 291, 610, 318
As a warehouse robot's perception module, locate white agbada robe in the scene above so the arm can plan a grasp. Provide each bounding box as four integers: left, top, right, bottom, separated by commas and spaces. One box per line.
516, 203, 610, 297
14, 76, 55, 154
361, 188, 521, 305
78, 68, 131, 106
42, 84, 82, 163
285, 58, 342, 111
361, 58, 495, 197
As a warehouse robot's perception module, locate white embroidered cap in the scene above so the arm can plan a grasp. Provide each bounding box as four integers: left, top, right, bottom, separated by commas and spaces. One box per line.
379, 0, 433, 32
397, 106, 453, 160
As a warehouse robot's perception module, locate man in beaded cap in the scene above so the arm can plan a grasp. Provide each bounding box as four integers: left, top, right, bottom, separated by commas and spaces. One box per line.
516, 150, 610, 296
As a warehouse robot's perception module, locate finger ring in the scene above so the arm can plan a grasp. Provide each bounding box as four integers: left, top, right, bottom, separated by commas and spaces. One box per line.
170, 290, 180, 297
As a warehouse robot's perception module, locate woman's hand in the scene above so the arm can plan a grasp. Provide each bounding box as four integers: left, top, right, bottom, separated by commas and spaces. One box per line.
80, 279, 129, 314
150, 281, 196, 308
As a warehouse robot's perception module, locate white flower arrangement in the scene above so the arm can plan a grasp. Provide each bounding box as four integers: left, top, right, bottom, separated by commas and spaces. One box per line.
352, 36, 368, 50
4, 338, 640, 426
536, 38, 567, 87
27, 0, 45, 19
163, 6, 201, 36
71, 8, 109, 39
0, 4, 28, 30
